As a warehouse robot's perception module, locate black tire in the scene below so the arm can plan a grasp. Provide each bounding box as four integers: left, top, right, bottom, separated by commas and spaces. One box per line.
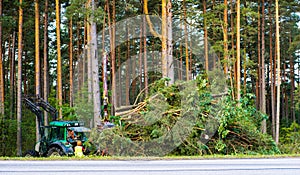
47, 147, 65, 157
24, 150, 39, 157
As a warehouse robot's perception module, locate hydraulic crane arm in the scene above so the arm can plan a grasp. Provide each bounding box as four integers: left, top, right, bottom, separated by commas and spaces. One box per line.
36, 97, 58, 121
23, 97, 44, 135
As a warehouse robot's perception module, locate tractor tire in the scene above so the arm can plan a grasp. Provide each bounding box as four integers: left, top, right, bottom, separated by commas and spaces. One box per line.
47, 147, 65, 157
24, 150, 39, 157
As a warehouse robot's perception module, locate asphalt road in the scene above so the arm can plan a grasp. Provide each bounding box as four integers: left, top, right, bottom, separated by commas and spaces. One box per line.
0, 158, 300, 175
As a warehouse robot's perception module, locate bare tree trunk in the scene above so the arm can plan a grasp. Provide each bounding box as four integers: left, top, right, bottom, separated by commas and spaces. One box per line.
138, 21, 143, 96
183, 0, 189, 80
203, 0, 208, 72
268, 0, 275, 139
35, 0, 41, 142
43, 0, 49, 125
35, 0, 40, 98
117, 46, 122, 106
230, 0, 235, 99
125, 24, 130, 106
236, 0, 241, 101
257, 2, 261, 110
86, 0, 92, 103
91, 0, 101, 126
289, 32, 295, 122
162, 0, 168, 81
275, 0, 281, 144
111, 0, 116, 115
77, 22, 83, 94
55, 0, 63, 119
17, 0, 23, 157
10, 31, 16, 119
261, 0, 267, 133
143, 15, 148, 96
69, 18, 73, 107
105, 0, 116, 114
223, 0, 228, 75
0, 0, 4, 115
167, 0, 174, 84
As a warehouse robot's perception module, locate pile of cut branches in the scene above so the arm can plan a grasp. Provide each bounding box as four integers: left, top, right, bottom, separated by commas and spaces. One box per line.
90, 77, 280, 156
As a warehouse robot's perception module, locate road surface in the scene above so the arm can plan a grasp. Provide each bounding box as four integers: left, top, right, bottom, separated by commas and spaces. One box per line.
0, 158, 300, 175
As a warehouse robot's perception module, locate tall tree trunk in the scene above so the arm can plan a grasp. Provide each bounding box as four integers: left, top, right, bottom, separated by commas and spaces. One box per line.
91, 0, 101, 126
35, 0, 41, 142
17, 0, 23, 157
143, 15, 148, 96
10, 31, 16, 119
106, 0, 116, 114
236, 0, 241, 101
125, 24, 130, 106
223, 0, 228, 75
261, 0, 267, 133
167, 0, 174, 84
289, 32, 295, 122
117, 46, 122, 106
203, 0, 208, 72
138, 21, 143, 97
55, 0, 63, 119
111, 0, 116, 115
257, 3, 261, 110
162, 0, 168, 82
230, 0, 235, 99
269, 0, 275, 139
86, 0, 92, 103
275, 0, 281, 144
77, 22, 83, 95
0, 0, 4, 115
183, 0, 189, 80
69, 18, 73, 108
43, 0, 49, 125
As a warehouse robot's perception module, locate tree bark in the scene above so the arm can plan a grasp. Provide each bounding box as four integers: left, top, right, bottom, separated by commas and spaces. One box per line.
111, 0, 116, 115
91, 0, 102, 126
162, 0, 168, 81
125, 24, 130, 106
10, 31, 16, 119
0, 0, 4, 115
261, 0, 267, 133
183, 0, 189, 80
269, 0, 275, 139
223, 0, 228, 75
69, 18, 73, 108
35, 0, 41, 142
43, 0, 49, 125
203, 0, 208, 72
275, 0, 281, 144
289, 32, 295, 122
230, 0, 235, 99
86, 0, 92, 103
17, 0, 23, 157
236, 0, 241, 101
167, 0, 174, 84
55, 0, 63, 119
143, 15, 148, 96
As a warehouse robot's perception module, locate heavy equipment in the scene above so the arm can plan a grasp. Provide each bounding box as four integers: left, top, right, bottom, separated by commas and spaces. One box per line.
23, 97, 92, 157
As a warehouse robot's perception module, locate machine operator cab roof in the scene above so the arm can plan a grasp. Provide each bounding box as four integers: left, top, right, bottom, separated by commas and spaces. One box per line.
49, 121, 84, 127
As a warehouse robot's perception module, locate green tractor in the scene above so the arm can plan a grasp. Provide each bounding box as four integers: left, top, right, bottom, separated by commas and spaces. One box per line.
23, 97, 94, 157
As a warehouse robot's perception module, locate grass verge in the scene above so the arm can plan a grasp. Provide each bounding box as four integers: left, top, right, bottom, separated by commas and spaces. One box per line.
0, 154, 300, 161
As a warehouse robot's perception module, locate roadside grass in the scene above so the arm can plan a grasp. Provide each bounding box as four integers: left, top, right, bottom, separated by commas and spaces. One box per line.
0, 154, 299, 161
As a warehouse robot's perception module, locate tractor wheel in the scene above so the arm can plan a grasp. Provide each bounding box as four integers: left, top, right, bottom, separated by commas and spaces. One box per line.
24, 150, 39, 157
47, 147, 65, 157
